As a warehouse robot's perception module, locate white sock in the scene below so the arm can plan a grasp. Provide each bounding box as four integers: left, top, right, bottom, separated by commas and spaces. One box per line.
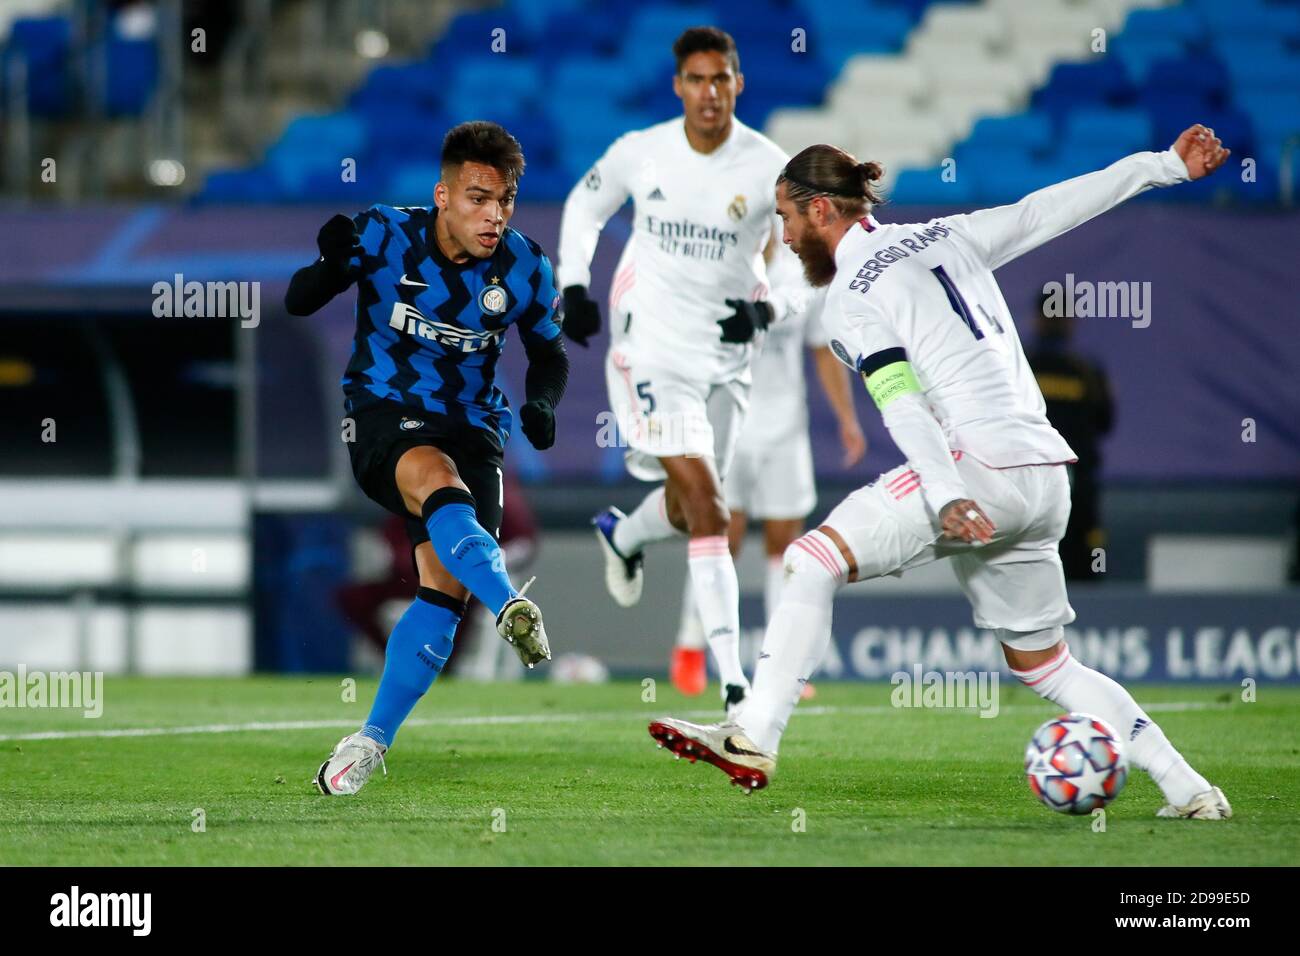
612, 486, 680, 556
762, 555, 785, 626
675, 576, 706, 650
1010, 644, 1212, 807
687, 535, 747, 691
741, 531, 847, 752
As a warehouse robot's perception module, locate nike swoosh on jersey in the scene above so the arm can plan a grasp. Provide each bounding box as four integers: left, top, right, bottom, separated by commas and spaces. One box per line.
399, 274, 429, 287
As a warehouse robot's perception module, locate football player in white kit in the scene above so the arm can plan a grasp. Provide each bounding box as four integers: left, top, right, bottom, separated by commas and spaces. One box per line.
558, 27, 813, 714
649, 124, 1236, 821
671, 246, 865, 696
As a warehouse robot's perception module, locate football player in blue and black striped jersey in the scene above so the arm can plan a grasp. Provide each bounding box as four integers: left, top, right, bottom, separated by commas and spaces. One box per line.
286, 121, 569, 795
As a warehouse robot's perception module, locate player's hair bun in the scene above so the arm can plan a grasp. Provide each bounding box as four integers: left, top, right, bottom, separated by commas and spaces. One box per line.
857, 161, 884, 188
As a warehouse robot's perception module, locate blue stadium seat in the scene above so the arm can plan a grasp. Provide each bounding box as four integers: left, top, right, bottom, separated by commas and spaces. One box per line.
551, 56, 639, 104
967, 157, 1069, 204
386, 162, 440, 205
965, 113, 1054, 154
348, 61, 445, 113
266, 114, 368, 197
105, 38, 158, 116
1062, 108, 1153, 153
4, 16, 72, 116
1031, 59, 1133, 117
358, 106, 451, 158
1193, 0, 1300, 39
519, 162, 575, 201
619, 6, 718, 84
1121, 6, 1206, 45
804, 2, 914, 67
1223, 55, 1300, 94
538, 7, 630, 57
451, 57, 543, 105
1110, 37, 1187, 85
1236, 91, 1300, 152
1144, 56, 1226, 102
888, 167, 976, 204
1051, 145, 1133, 178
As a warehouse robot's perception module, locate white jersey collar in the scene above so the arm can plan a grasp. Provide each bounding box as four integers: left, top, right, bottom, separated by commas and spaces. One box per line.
833, 213, 881, 269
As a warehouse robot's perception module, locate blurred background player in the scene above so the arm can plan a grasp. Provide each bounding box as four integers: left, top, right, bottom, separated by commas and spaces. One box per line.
558, 26, 814, 715
671, 249, 865, 695
652, 127, 1236, 821
285, 121, 568, 795
1026, 294, 1115, 581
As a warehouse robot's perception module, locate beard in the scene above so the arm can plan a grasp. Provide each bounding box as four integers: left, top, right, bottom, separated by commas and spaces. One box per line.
795, 230, 837, 287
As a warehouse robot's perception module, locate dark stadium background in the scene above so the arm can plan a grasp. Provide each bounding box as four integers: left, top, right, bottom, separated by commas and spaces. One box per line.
1, 0, 1297, 682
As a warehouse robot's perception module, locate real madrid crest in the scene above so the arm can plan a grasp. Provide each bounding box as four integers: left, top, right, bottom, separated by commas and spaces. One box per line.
479, 278, 508, 315
727, 194, 747, 222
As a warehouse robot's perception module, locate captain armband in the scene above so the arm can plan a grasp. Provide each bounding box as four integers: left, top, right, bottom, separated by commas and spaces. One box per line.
858, 347, 921, 410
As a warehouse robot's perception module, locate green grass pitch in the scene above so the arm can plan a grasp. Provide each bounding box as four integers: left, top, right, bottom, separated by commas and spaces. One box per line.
1, 678, 1296, 866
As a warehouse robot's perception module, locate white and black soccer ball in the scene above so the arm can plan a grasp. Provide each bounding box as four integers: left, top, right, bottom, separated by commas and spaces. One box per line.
1024, 712, 1128, 814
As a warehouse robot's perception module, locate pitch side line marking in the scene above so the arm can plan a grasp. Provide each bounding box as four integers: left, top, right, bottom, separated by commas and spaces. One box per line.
0, 701, 1223, 743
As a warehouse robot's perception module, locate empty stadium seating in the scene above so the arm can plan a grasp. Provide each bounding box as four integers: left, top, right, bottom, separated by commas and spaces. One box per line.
56, 0, 1290, 208
0, 2, 158, 118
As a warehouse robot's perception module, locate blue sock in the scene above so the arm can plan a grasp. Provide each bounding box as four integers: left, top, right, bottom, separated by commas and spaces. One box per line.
360, 588, 462, 749
421, 487, 518, 616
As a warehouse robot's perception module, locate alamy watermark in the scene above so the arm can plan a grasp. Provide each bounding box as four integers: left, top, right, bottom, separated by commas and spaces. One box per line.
1041, 273, 1151, 329
890, 664, 998, 718
0, 666, 103, 718
50, 886, 150, 935
595, 409, 710, 457
152, 273, 260, 327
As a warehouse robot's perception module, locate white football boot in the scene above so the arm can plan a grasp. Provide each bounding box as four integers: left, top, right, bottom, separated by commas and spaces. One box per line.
495, 577, 551, 668
592, 508, 644, 607
648, 717, 775, 793
1156, 785, 1233, 820
315, 732, 387, 796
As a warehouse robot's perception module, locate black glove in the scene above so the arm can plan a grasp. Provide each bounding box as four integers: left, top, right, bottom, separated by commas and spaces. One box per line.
317, 214, 361, 279
519, 399, 556, 450
718, 299, 774, 343
562, 285, 601, 348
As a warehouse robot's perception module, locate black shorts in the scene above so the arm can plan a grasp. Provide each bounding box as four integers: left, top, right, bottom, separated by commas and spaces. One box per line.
345, 398, 506, 546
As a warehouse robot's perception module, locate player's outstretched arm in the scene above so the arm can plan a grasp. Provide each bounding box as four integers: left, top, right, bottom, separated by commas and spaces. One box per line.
556, 136, 635, 346
284, 214, 361, 316
950, 124, 1228, 272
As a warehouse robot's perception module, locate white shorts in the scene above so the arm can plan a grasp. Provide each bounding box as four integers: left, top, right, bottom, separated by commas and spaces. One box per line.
724, 430, 816, 520
823, 454, 1076, 636
605, 348, 748, 482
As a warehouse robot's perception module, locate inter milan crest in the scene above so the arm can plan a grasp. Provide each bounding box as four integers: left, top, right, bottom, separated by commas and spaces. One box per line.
479, 278, 508, 315
727, 194, 748, 221
400, 418, 424, 431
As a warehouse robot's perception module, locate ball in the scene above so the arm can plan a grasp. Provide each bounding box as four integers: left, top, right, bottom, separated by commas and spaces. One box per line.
1024, 712, 1128, 814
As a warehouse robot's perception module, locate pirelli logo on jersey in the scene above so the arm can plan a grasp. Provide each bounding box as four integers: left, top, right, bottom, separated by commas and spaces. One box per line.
847, 222, 953, 294
388, 303, 502, 352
